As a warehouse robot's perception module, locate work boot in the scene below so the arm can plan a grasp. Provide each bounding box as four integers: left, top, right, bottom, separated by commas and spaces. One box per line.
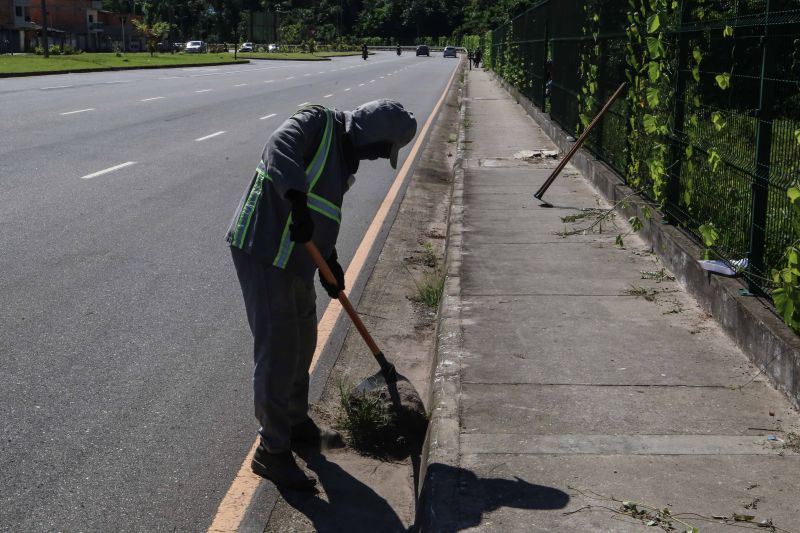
291, 418, 346, 451
251, 444, 316, 491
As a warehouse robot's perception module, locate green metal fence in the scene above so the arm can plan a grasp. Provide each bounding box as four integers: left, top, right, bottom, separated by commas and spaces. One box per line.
489, 0, 800, 297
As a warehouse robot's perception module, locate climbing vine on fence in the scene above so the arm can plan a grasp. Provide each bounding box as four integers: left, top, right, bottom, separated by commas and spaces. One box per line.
577, 0, 602, 133
623, 0, 677, 204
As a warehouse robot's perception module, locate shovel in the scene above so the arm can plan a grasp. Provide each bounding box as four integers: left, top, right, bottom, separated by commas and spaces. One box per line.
304, 241, 428, 451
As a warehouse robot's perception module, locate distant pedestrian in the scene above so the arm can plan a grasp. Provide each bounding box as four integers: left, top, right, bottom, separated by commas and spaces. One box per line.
473, 47, 482, 69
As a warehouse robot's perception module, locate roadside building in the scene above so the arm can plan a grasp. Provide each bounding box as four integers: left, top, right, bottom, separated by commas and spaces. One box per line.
0, 1, 143, 53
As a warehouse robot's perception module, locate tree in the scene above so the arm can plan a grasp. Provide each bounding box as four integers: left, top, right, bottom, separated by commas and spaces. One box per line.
132, 19, 171, 56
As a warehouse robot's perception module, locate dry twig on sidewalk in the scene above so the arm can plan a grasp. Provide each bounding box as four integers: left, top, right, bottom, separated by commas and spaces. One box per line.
565, 486, 793, 532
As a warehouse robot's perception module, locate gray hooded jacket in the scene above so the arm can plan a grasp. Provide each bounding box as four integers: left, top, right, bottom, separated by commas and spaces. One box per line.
226, 101, 417, 281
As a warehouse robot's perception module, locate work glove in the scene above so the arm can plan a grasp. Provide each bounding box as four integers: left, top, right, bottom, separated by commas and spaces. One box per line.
286, 189, 314, 243
319, 249, 345, 298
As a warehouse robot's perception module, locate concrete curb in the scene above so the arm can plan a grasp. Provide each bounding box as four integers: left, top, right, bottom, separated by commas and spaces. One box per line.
416, 70, 467, 531
492, 73, 800, 409
0, 59, 250, 78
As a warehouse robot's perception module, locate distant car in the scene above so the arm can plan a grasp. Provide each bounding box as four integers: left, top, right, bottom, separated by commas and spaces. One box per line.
443, 46, 457, 58
268, 43, 280, 52
239, 42, 254, 52
185, 40, 206, 53
416, 45, 430, 57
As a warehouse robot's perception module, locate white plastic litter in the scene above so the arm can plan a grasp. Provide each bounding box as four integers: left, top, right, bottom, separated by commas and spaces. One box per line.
697, 258, 748, 276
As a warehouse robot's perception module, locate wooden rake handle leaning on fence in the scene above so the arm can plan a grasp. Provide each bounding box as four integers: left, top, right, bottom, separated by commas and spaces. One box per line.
534, 82, 628, 206
303, 241, 398, 380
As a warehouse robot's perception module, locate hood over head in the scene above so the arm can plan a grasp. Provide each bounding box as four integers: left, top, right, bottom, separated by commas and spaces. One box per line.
344, 99, 417, 169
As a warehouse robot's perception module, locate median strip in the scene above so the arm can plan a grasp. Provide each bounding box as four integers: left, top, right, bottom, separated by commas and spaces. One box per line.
80, 161, 136, 180
195, 131, 226, 142
60, 108, 95, 115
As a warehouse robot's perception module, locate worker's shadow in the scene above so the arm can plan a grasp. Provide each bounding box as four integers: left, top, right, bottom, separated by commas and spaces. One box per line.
278, 449, 409, 532
278, 451, 569, 532
416, 462, 570, 531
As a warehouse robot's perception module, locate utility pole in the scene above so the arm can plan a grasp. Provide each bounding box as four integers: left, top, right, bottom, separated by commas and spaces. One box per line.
40, 0, 48, 57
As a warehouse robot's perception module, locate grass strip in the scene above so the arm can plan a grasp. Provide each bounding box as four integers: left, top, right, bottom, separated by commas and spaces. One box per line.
0, 53, 246, 74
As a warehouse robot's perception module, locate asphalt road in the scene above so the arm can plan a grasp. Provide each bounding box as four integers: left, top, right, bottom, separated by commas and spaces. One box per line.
0, 52, 458, 532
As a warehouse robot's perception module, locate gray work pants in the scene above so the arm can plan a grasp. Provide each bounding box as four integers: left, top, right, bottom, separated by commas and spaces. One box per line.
230, 247, 317, 453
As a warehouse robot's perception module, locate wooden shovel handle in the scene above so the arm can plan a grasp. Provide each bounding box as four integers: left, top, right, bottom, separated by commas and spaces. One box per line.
304, 241, 382, 357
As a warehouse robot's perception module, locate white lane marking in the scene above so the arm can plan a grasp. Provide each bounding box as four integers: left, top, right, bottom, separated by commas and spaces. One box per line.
105, 80, 130, 84
344, 88, 351, 92
235, 83, 248, 87
60, 108, 95, 115
286, 76, 295, 80
369, 79, 376, 83
41, 85, 72, 90
358, 83, 365, 87
259, 113, 277, 120
380, 76, 385, 79
195, 89, 212, 93
80, 161, 136, 180
140, 96, 165, 102
323, 94, 333, 98
304, 73, 312, 77
195, 131, 226, 142
264, 80, 274, 83
298, 101, 310, 107
318, 71, 325, 74
159, 76, 181, 80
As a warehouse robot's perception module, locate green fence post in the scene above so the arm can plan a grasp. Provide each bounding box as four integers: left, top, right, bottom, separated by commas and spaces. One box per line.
665, 1, 688, 224
748, 3, 775, 294
541, 3, 550, 108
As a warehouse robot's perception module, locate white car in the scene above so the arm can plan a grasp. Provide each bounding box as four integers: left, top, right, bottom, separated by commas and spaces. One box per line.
239, 42, 254, 52
268, 43, 280, 52
185, 41, 206, 53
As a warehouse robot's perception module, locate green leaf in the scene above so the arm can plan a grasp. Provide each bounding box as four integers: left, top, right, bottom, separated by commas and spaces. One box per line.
646, 37, 663, 59
646, 87, 660, 108
699, 223, 719, 247
788, 186, 800, 203
629, 216, 644, 232
708, 149, 722, 172
794, 129, 800, 145
643, 206, 653, 220
691, 66, 700, 82
715, 72, 731, 90
615, 234, 625, 248
711, 111, 727, 131
692, 48, 702, 65
643, 114, 658, 134
648, 61, 661, 82
723, 25, 734, 38
647, 14, 661, 34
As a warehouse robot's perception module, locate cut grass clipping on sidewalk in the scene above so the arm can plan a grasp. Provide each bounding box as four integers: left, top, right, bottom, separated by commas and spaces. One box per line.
0, 53, 246, 74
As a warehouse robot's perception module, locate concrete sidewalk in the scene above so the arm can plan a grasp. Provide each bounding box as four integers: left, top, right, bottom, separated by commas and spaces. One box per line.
421, 68, 800, 532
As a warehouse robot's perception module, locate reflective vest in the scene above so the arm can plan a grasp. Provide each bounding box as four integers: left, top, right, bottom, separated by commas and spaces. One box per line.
227, 105, 348, 280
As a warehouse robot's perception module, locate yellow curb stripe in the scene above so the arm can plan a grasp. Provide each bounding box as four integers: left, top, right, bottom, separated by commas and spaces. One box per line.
207, 59, 461, 533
